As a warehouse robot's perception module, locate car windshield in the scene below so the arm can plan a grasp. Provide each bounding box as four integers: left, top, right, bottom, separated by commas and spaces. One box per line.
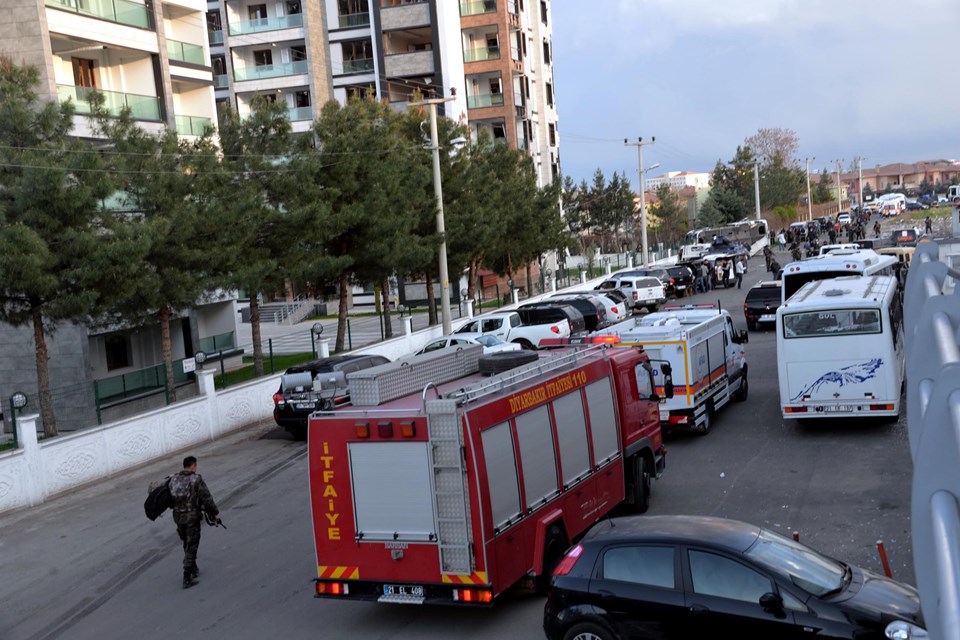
474, 335, 501, 346
745, 529, 845, 596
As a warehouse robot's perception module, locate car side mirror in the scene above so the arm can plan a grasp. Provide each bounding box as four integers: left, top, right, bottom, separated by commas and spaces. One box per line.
759, 592, 785, 616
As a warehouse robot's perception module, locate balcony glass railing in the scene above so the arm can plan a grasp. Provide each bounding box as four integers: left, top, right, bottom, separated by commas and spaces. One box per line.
208, 29, 224, 45
213, 74, 229, 88
45, 0, 153, 29
167, 39, 205, 65
57, 84, 161, 121
288, 106, 313, 122
463, 47, 499, 62
338, 12, 370, 28
460, 0, 496, 16
233, 60, 309, 82
467, 93, 504, 109
340, 58, 374, 74
175, 115, 213, 136
198, 331, 235, 354
228, 13, 303, 36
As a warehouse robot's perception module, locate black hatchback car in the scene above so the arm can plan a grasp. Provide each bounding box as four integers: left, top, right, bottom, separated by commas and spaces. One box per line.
743, 280, 782, 331
272, 354, 389, 439
544, 515, 924, 640
516, 303, 588, 335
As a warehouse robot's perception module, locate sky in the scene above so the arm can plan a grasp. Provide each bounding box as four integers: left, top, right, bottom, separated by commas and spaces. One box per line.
552, 0, 960, 186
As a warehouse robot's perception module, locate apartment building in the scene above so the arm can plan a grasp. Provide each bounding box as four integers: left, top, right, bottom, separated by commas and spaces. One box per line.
646, 171, 712, 191
0, 0, 231, 434
3, 0, 218, 140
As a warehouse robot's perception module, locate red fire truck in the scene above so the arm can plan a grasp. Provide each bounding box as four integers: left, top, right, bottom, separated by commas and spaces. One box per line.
308, 344, 672, 605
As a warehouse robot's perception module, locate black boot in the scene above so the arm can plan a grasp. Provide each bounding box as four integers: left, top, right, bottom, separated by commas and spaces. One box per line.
190, 564, 199, 579
183, 571, 198, 589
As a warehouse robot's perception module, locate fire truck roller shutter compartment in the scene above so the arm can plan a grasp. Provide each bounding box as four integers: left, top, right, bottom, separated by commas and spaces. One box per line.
586, 379, 619, 465
481, 422, 522, 532
553, 392, 591, 486
349, 442, 437, 542
515, 406, 560, 511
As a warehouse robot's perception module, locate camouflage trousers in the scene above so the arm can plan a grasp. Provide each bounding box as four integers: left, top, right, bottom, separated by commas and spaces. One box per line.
175, 513, 202, 572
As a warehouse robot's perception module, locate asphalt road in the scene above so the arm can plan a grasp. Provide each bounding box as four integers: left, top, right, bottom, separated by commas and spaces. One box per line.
0, 246, 913, 640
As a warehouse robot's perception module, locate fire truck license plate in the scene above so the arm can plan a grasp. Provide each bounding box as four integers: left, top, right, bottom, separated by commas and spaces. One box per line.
383, 584, 424, 597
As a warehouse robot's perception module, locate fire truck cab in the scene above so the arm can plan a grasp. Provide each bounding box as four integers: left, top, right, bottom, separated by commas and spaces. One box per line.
308, 344, 669, 605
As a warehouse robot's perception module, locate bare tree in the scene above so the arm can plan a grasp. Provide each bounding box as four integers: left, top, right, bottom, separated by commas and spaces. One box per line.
744, 127, 800, 167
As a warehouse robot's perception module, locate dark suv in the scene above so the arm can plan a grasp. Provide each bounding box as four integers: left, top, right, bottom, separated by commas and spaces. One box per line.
526, 296, 606, 332
743, 280, 782, 331
667, 265, 695, 297
272, 354, 390, 439
516, 303, 587, 335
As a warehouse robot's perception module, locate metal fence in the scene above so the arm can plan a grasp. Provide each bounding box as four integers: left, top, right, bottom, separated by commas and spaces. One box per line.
904, 239, 960, 640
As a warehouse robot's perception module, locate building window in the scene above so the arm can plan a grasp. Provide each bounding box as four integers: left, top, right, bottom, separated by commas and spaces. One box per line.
254, 49, 273, 66
542, 39, 551, 65
492, 123, 506, 140
489, 78, 501, 94
290, 45, 307, 61
286, 0, 301, 14
524, 76, 530, 98
248, 4, 267, 20
295, 90, 310, 107
540, 0, 547, 24
549, 123, 556, 146
211, 55, 226, 75
72, 58, 97, 88
206, 10, 222, 30
105, 335, 131, 371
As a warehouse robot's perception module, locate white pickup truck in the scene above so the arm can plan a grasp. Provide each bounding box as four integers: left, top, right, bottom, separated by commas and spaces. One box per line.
455, 310, 573, 349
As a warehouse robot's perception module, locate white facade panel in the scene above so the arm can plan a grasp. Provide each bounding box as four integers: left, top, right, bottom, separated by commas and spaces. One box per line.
45, 9, 160, 54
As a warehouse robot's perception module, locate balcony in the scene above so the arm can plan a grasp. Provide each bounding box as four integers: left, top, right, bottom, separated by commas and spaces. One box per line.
167, 39, 205, 65
467, 93, 504, 109
44, 0, 153, 29
461, 0, 496, 16
233, 60, 308, 82
175, 115, 213, 136
228, 13, 303, 36
288, 106, 313, 122
341, 58, 374, 74
208, 30, 224, 45
338, 12, 370, 28
463, 46, 499, 62
213, 74, 229, 88
57, 84, 161, 121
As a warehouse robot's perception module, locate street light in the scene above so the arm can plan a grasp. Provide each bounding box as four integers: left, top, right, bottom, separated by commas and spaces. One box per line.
310, 322, 324, 358
411, 90, 458, 335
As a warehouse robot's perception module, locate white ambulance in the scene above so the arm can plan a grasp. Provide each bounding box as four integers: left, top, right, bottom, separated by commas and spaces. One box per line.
592, 305, 749, 434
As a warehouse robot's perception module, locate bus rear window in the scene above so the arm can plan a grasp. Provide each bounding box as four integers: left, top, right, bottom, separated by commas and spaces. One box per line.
783, 309, 882, 338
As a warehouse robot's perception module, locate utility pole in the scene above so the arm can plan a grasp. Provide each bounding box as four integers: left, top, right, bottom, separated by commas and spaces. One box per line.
412, 92, 457, 335
625, 137, 655, 266
857, 156, 866, 213
753, 162, 761, 221
805, 157, 814, 221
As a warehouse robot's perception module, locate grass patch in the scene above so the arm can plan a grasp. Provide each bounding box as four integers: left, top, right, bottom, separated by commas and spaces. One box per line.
215, 352, 315, 389
0, 441, 15, 452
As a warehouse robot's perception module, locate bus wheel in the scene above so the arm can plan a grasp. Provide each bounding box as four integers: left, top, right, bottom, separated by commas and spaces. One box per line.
537, 525, 567, 594
632, 456, 651, 513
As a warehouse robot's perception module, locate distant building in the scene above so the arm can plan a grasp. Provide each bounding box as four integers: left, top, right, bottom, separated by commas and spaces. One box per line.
645, 171, 712, 191
841, 160, 960, 194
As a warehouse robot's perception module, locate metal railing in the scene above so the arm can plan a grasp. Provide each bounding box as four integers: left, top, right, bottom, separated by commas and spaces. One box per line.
338, 11, 370, 28
44, 0, 153, 29
340, 57, 374, 74
175, 115, 213, 136
198, 331, 236, 354
57, 84, 161, 121
233, 60, 309, 82
228, 13, 303, 35
466, 93, 504, 109
167, 38, 205, 65
904, 239, 960, 640
460, 0, 496, 16
463, 47, 500, 62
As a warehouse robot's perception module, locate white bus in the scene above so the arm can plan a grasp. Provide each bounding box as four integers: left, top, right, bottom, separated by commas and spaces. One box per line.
776, 275, 903, 421
780, 249, 897, 301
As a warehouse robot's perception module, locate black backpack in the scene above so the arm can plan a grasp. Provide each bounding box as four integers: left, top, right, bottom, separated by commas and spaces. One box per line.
144, 477, 173, 521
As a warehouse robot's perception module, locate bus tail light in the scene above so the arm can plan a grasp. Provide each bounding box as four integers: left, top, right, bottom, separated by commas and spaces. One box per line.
400, 421, 416, 438
553, 544, 584, 577
870, 404, 895, 411
785, 406, 809, 413
668, 415, 689, 424
355, 422, 370, 438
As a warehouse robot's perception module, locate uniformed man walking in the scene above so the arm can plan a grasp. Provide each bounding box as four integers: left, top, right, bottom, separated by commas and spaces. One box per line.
169, 455, 220, 589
